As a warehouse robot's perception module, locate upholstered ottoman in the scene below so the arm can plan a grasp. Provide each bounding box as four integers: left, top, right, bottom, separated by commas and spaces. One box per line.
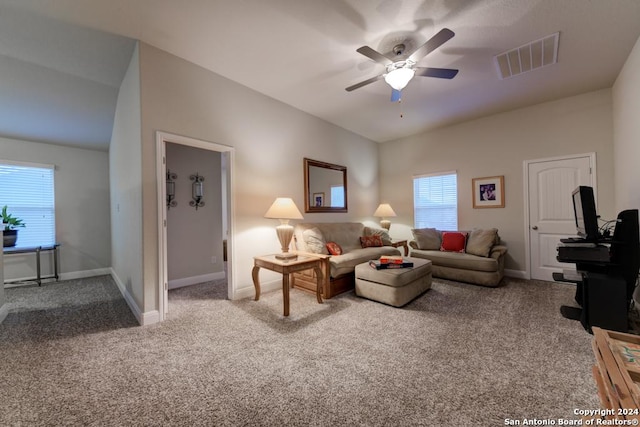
354, 258, 432, 307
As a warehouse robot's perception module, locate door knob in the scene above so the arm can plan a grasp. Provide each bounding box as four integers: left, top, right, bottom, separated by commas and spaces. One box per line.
532, 225, 538, 230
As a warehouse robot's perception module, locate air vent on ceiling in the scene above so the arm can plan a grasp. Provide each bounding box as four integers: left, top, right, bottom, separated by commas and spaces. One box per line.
494, 32, 559, 80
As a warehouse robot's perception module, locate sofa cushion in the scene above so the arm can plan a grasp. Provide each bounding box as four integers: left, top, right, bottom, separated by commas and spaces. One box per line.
360, 235, 383, 248
295, 222, 364, 252
302, 227, 328, 254
440, 231, 467, 253
466, 228, 498, 257
411, 228, 441, 250
330, 246, 401, 278
363, 227, 392, 245
411, 250, 499, 273
326, 241, 342, 255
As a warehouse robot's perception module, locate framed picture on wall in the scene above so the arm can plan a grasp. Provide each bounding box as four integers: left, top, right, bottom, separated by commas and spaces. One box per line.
472, 176, 505, 208
312, 192, 325, 207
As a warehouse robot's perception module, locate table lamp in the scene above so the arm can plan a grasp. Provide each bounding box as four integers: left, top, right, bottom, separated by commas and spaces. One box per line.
264, 197, 303, 260
374, 203, 397, 230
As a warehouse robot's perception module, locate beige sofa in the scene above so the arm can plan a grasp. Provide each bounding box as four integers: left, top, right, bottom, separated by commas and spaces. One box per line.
409, 228, 507, 287
292, 222, 401, 298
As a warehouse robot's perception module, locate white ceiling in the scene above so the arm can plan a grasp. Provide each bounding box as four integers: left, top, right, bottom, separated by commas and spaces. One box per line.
1, 0, 640, 150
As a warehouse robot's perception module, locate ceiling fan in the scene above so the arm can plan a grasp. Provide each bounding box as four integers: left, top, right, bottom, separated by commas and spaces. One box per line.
346, 28, 458, 102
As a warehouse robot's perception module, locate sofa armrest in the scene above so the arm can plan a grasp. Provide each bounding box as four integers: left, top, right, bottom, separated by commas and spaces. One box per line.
490, 245, 508, 259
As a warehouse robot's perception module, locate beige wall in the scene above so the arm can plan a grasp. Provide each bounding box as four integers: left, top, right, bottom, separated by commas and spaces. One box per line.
109, 43, 143, 308
379, 89, 615, 274
1, 136, 111, 280
613, 34, 640, 212
133, 43, 379, 314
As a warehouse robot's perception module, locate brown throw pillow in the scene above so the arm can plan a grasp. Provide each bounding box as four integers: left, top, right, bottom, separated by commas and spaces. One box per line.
363, 226, 392, 245
411, 228, 441, 250
326, 241, 342, 255
466, 228, 498, 257
360, 235, 383, 248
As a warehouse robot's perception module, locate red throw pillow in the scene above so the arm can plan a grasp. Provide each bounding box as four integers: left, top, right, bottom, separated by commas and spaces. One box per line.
326, 242, 343, 255
440, 231, 468, 253
360, 235, 383, 248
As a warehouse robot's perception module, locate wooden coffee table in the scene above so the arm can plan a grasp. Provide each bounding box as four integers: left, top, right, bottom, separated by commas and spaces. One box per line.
252, 254, 324, 316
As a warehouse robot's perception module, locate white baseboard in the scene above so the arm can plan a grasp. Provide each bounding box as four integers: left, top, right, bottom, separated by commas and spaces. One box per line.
140, 310, 160, 325
505, 269, 527, 279
60, 268, 112, 281
234, 278, 281, 300
0, 302, 9, 324
169, 271, 226, 290
110, 268, 143, 326
109, 268, 161, 326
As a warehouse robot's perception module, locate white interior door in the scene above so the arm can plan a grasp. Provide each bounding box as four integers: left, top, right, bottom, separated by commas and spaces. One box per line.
527, 154, 594, 281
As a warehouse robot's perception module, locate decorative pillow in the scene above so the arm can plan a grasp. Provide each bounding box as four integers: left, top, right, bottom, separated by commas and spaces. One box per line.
440, 231, 468, 253
360, 235, 383, 248
302, 227, 328, 254
411, 228, 442, 250
363, 226, 392, 245
326, 241, 343, 255
466, 228, 498, 257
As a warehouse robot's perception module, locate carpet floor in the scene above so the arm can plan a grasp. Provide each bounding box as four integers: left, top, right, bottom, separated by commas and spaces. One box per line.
1, 275, 602, 426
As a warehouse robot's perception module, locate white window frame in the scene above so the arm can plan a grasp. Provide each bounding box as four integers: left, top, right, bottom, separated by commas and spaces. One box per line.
0, 159, 56, 247
413, 171, 458, 230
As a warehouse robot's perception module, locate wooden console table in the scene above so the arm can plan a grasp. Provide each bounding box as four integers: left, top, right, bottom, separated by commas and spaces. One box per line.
3, 244, 60, 286
252, 253, 324, 316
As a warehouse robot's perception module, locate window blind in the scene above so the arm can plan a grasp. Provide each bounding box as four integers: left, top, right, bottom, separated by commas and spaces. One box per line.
413, 172, 458, 230
0, 161, 55, 247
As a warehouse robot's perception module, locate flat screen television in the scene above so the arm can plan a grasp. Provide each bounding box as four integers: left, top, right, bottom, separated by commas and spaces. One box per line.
572, 186, 599, 241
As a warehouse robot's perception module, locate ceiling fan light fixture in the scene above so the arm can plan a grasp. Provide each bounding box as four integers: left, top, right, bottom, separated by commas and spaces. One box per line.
384, 67, 415, 91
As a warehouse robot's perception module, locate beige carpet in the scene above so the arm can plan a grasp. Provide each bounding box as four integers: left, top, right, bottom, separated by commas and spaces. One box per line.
1, 275, 601, 426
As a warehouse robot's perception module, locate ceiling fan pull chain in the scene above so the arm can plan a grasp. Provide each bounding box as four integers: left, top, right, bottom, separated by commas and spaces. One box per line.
399, 98, 404, 118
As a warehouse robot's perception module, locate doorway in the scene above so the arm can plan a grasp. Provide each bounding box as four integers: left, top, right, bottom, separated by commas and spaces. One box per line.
156, 131, 234, 321
524, 153, 595, 281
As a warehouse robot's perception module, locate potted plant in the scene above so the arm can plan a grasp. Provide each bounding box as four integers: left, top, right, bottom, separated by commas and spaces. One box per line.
2, 205, 26, 247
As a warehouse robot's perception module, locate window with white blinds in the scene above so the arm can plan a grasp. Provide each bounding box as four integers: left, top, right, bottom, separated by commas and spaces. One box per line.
413, 171, 458, 230
0, 160, 55, 247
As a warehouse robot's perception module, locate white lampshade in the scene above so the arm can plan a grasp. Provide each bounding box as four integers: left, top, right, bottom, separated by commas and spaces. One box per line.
374, 203, 396, 231
373, 203, 397, 218
264, 198, 303, 260
384, 68, 415, 91
264, 198, 303, 220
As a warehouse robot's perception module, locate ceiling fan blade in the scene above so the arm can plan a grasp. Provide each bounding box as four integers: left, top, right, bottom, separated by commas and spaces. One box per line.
408, 28, 455, 63
356, 46, 393, 66
390, 89, 401, 102
345, 74, 384, 92
414, 67, 459, 79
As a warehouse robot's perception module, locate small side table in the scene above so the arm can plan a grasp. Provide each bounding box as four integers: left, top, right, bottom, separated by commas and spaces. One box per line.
3, 243, 60, 286
252, 254, 324, 316
390, 239, 409, 256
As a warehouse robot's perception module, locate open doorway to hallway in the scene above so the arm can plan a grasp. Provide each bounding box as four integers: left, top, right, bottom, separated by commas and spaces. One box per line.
156, 132, 234, 321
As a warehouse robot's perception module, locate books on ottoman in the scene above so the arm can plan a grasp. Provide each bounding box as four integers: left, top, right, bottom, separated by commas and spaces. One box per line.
369, 258, 414, 270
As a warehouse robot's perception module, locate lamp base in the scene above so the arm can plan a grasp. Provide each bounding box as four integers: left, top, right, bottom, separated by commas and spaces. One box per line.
380, 220, 391, 230
275, 252, 298, 260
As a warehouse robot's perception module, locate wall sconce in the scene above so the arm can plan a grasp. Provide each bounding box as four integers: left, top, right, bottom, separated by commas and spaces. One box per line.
166, 169, 177, 209
189, 173, 205, 210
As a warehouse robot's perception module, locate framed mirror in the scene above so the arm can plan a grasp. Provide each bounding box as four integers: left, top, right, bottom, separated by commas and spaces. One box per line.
304, 158, 348, 213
